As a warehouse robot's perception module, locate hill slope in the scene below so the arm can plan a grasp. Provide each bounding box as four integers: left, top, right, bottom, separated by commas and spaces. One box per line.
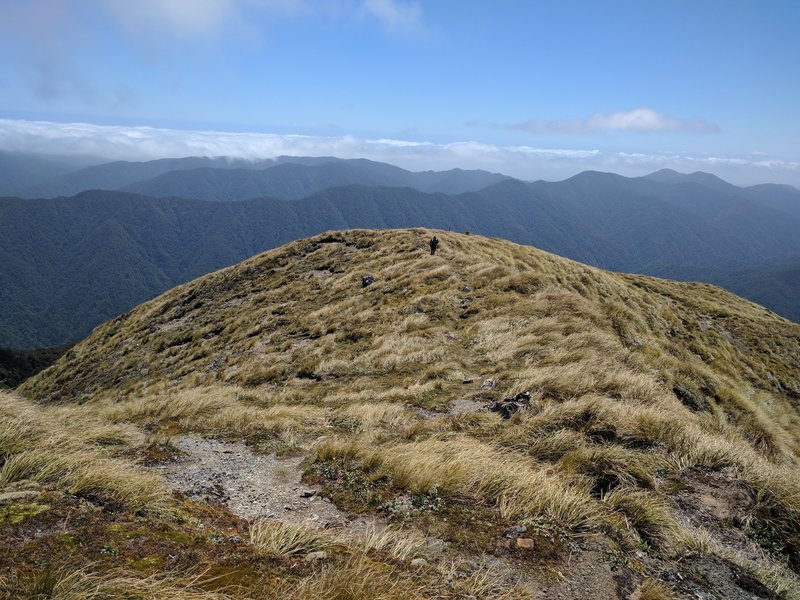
0, 151, 99, 196
15, 229, 800, 598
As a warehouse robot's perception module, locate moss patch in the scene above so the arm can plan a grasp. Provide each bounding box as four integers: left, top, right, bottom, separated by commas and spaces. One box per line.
0, 502, 50, 526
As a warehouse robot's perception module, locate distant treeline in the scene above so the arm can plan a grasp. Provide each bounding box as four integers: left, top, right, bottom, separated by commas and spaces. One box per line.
0, 344, 72, 388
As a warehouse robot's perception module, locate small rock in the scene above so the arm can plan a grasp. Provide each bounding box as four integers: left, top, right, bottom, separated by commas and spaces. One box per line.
361, 275, 375, 287
304, 550, 328, 562
488, 390, 532, 419
299, 489, 316, 498
481, 379, 497, 390
503, 525, 528, 538
410, 558, 428, 567
516, 537, 535, 549
283, 504, 295, 511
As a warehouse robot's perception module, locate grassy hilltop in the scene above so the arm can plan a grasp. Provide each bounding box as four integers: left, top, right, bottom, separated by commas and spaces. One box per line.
4, 229, 800, 598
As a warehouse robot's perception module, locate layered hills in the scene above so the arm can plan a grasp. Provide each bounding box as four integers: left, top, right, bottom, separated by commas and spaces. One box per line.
6, 155, 510, 200
8, 229, 800, 598
2, 163, 800, 348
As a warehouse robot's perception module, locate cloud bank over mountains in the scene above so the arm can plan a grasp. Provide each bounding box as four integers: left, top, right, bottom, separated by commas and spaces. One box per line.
1, 118, 797, 186
510, 108, 719, 134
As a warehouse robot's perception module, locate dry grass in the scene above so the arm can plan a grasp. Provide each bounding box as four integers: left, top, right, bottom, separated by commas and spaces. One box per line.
0, 566, 236, 600
317, 435, 601, 531
601, 488, 677, 547
358, 524, 428, 560
0, 391, 166, 510
636, 578, 679, 600
249, 520, 333, 557
274, 555, 425, 600
11, 229, 800, 597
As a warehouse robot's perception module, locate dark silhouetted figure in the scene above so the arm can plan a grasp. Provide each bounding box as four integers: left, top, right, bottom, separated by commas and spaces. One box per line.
429, 236, 439, 255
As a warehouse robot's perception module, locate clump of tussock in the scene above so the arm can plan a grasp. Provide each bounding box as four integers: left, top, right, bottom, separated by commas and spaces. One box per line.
316, 435, 600, 531
274, 556, 426, 600
249, 519, 333, 557
357, 523, 428, 560
602, 488, 677, 547
0, 391, 166, 510
636, 578, 679, 600
557, 445, 656, 496
0, 566, 235, 600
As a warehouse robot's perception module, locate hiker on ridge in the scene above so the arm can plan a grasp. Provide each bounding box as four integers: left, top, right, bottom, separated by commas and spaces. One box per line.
429, 236, 439, 256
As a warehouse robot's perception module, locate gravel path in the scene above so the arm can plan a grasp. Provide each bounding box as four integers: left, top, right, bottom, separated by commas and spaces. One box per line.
155, 436, 350, 527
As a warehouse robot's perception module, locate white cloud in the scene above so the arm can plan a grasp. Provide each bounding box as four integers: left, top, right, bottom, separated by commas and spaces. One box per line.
361, 0, 422, 31
0, 0, 426, 106
0, 118, 797, 186
97, 0, 319, 38
98, 0, 240, 37
96, 0, 422, 38
511, 108, 719, 134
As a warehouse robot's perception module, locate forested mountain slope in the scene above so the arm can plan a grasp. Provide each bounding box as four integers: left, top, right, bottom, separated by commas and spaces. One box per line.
2, 172, 800, 347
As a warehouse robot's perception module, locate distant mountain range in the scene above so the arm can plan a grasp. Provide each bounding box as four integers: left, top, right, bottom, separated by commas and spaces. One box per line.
2, 154, 510, 200
1, 153, 799, 347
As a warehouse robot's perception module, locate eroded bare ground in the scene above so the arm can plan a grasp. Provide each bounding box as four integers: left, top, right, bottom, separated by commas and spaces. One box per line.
147, 434, 652, 598
145, 436, 774, 600
150, 436, 547, 592
155, 436, 351, 528
148, 432, 791, 599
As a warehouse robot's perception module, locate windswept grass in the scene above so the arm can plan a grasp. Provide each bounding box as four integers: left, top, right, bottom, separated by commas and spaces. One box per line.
358, 523, 428, 560
0, 566, 236, 600
316, 435, 602, 531
0, 391, 166, 510
12, 229, 800, 597
249, 520, 333, 557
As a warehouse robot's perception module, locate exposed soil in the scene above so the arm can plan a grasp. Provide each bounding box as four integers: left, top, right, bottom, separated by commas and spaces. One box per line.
666, 555, 781, 599
546, 537, 639, 600
449, 397, 486, 415
672, 467, 760, 559
155, 436, 351, 528
675, 468, 753, 524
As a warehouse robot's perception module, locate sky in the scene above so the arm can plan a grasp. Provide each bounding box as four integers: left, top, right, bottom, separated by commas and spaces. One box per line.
0, 0, 798, 185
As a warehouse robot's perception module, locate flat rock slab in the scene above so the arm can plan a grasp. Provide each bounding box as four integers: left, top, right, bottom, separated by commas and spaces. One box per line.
157, 436, 349, 527
449, 397, 485, 416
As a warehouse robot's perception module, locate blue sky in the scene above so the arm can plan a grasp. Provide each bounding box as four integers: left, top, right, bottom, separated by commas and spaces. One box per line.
0, 0, 798, 184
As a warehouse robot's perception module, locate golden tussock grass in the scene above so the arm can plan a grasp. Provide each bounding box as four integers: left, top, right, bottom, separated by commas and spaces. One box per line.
316, 435, 602, 531
11, 229, 800, 596
0, 566, 237, 600
0, 391, 166, 511
249, 519, 333, 557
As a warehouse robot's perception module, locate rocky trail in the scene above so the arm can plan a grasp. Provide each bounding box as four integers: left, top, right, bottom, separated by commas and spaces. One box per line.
154, 436, 352, 528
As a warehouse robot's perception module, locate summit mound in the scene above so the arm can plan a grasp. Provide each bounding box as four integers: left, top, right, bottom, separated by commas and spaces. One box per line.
9, 229, 800, 599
